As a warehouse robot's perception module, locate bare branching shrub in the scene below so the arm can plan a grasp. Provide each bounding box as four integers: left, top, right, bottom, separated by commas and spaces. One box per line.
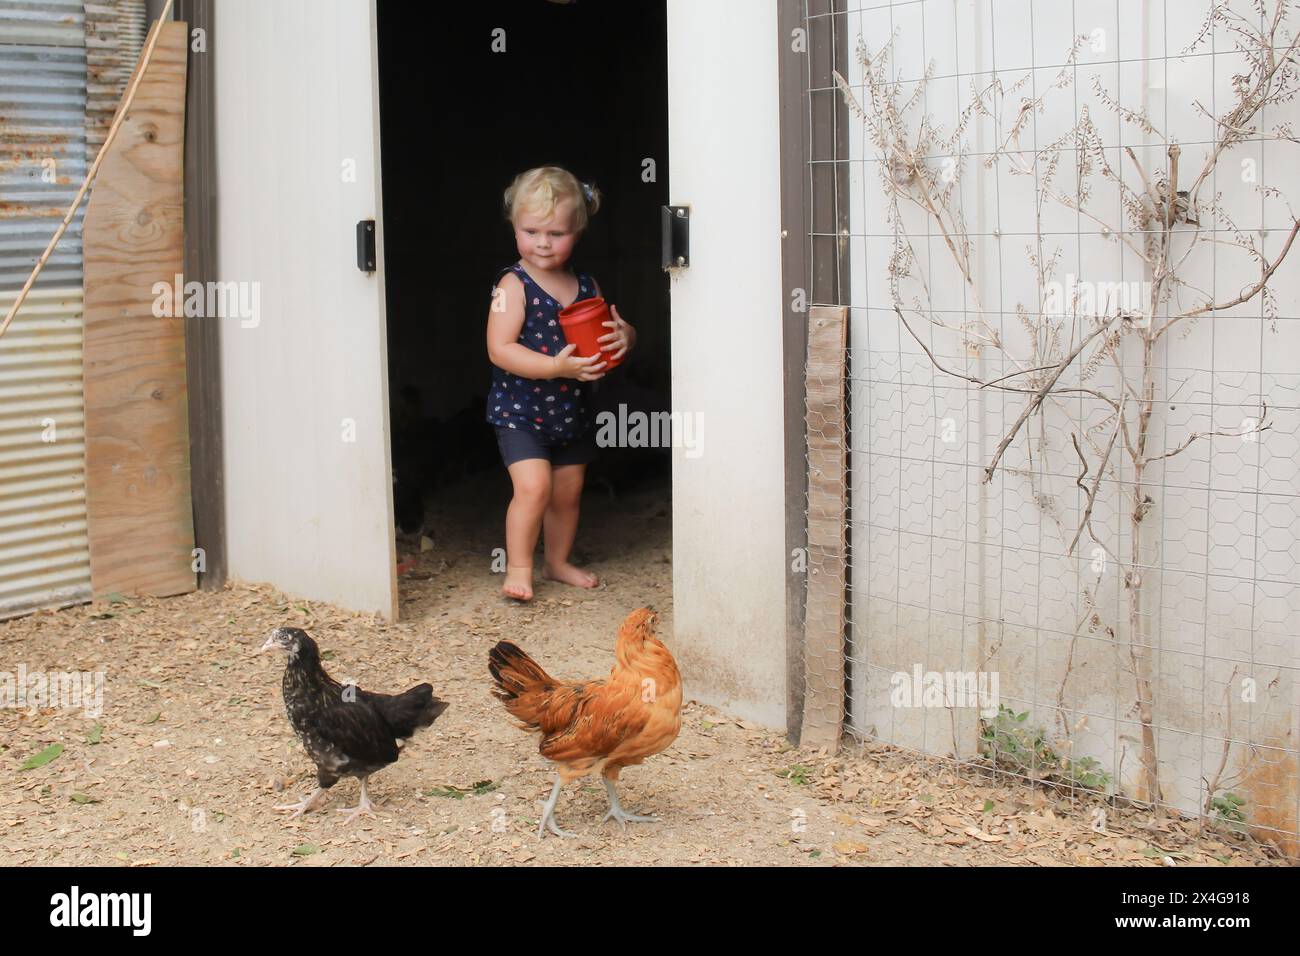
836, 0, 1300, 807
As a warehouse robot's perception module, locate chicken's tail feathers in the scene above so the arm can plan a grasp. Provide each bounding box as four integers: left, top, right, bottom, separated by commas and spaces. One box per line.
366, 682, 448, 739
488, 641, 555, 726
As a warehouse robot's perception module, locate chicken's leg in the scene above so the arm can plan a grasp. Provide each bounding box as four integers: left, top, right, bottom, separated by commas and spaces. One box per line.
538, 774, 576, 839
274, 786, 329, 818
602, 778, 658, 826
336, 776, 377, 824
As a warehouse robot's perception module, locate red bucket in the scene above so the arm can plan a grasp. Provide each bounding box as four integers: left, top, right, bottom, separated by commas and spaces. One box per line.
558, 296, 623, 371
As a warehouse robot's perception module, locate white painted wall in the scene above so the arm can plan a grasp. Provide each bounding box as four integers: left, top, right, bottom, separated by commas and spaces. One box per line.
213, 0, 396, 617
667, 0, 787, 729
846, 0, 1299, 824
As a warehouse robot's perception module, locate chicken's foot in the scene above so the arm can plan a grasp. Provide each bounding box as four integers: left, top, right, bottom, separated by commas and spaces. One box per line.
538, 775, 576, 839
602, 778, 658, 827
274, 786, 329, 818
336, 777, 377, 824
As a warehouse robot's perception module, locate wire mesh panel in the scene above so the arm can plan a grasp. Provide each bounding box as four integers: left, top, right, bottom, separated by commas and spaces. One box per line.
808, 0, 1300, 854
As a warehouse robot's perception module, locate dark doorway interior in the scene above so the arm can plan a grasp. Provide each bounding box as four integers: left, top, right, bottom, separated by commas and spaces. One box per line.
376, 0, 671, 560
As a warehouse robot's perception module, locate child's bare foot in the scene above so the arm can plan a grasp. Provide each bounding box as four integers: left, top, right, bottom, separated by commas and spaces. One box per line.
544, 560, 599, 589
502, 565, 534, 601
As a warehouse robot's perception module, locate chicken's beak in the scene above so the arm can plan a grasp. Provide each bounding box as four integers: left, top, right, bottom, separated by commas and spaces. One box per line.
258, 634, 278, 654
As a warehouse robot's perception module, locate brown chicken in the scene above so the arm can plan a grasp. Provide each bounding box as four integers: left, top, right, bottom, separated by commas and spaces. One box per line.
488, 607, 682, 838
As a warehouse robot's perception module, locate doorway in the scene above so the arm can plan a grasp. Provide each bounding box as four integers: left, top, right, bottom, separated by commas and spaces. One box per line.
375, 0, 671, 612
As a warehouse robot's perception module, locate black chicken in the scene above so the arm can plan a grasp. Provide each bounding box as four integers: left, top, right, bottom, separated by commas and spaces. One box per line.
260, 627, 448, 822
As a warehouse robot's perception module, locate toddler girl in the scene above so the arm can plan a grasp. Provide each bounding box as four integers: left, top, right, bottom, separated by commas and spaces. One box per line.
485, 166, 636, 601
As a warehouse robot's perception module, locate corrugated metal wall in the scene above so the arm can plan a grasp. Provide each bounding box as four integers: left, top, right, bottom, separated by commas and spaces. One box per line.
85, 0, 145, 156
0, 1, 91, 618
0, 286, 90, 616
0, 1, 145, 618
0, 4, 87, 292
0, 0, 85, 46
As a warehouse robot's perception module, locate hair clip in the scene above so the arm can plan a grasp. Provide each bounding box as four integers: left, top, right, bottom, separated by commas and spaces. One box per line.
581, 182, 594, 203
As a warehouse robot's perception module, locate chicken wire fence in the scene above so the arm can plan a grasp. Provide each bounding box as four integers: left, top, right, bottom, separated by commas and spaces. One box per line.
799, 0, 1300, 854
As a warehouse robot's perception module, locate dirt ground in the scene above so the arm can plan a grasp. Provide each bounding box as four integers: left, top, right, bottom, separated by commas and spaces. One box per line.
0, 474, 1288, 867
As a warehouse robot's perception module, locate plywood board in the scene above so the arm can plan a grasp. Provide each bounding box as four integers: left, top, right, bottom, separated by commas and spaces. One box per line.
83, 20, 195, 598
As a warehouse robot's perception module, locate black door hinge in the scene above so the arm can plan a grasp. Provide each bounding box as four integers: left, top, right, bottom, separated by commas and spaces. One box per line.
357, 219, 376, 273
661, 205, 689, 270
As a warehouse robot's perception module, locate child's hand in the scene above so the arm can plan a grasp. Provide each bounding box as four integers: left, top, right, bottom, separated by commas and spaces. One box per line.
597, 305, 636, 361
552, 343, 607, 381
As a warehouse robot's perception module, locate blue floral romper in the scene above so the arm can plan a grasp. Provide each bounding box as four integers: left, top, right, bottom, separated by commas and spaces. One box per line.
486, 262, 598, 464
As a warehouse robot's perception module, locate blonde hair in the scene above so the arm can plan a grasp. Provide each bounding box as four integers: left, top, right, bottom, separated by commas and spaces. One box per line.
503, 166, 601, 233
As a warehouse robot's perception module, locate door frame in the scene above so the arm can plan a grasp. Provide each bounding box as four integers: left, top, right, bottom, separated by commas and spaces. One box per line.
778, 0, 852, 742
